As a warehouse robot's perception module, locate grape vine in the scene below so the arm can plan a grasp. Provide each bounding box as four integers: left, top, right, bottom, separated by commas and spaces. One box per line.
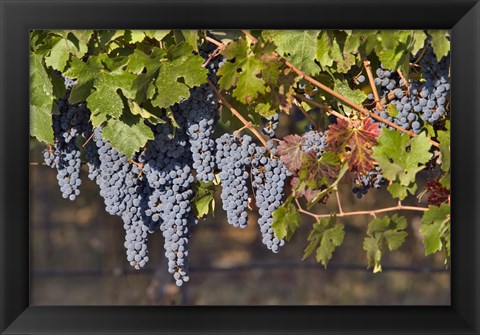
30, 29, 451, 285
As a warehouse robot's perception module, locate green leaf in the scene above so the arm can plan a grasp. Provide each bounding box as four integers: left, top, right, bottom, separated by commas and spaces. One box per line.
30, 53, 54, 108
386, 104, 399, 118
192, 180, 216, 219
363, 214, 408, 272
316, 223, 345, 267
144, 30, 171, 41
217, 39, 267, 104
387, 181, 417, 201
316, 31, 334, 68
428, 30, 450, 60
152, 45, 207, 108
334, 79, 367, 105
30, 104, 54, 144
263, 30, 320, 76
420, 204, 450, 257
64, 57, 101, 104
411, 30, 427, 56
272, 202, 300, 240
437, 121, 450, 173
372, 128, 432, 198
44, 36, 73, 72
102, 113, 154, 158
86, 68, 137, 125
127, 100, 164, 124
232, 58, 266, 104
302, 214, 344, 268
30, 53, 54, 143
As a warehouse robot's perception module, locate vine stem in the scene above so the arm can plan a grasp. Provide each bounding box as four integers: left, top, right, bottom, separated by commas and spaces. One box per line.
397, 69, 411, 96
295, 198, 428, 219
294, 94, 347, 122
207, 79, 268, 148
363, 59, 383, 111
206, 33, 440, 148
293, 99, 322, 131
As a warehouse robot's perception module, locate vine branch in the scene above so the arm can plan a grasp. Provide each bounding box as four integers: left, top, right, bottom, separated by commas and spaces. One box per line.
207, 78, 268, 147
363, 59, 382, 111
295, 198, 428, 219
207, 32, 440, 148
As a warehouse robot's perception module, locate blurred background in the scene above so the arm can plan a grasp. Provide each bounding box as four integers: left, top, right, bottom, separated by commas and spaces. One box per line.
29, 112, 450, 306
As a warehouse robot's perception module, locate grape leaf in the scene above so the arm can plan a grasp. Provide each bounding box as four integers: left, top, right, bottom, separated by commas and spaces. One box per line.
127, 100, 164, 124
363, 214, 408, 273
372, 129, 432, 194
411, 30, 427, 56
254, 67, 298, 117
326, 118, 381, 174
44, 31, 91, 71
86, 68, 137, 125
192, 180, 216, 219
30, 53, 54, 144
420, 204, 450, 259
316, 31, 335, 68
329, 32, 357, 73
334, 79, 367, 105
128, 48, 166, 102
437, 121, 450, 172
64, 57, 102, 104
428, 30, 450, 60
143, 30, 171, 42
102, 113, 154, 158
303, 214, 344, 268
152, 44, 208, 108
217, 38, 267, 104
277, 134, 305, 172
387, 182, 417, 201
263, 30, 320, 76
272, 202, 300, 241
298, 151, 341, 190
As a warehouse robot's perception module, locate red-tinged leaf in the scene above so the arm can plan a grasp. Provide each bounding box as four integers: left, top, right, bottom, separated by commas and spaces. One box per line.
277, 134, 305, 172
290, 177, 329, 203
299, 152, 341, 189
326, 117, 380, 174
425, 180, 450, 206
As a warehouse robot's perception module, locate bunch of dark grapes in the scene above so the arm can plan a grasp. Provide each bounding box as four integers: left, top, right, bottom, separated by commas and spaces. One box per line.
179, 85, 218, 182
351, 167, 387, 199
251, 146, 289, 253
302, 130, 326, 158
43, 90, 91, 201
144, 113, 196, 286
215, 133, 252, 228
370, 45, 450, 134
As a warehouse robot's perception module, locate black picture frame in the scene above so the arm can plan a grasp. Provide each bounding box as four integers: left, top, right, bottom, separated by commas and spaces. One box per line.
1, 0, 479, 334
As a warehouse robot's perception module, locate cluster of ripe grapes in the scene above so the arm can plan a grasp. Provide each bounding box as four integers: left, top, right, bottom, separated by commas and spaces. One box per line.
42, 49, 291, 286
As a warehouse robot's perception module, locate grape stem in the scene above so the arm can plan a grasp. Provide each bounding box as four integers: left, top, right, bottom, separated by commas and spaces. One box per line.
202, 46, 223, 68
335, 190, 344, 214
294, 94, 347, 122
363, 59, 383, 111
293, 99, 322, 131
397, 69, 411, 96
295, 198, 428, 219
207, 78, 268, 148
207, 32, 440, 149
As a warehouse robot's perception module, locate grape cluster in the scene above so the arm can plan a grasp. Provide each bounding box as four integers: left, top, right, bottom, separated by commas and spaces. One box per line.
215, 133, 252, 228
251, 147, 289, 253
179, 85, 218, 182
351, 167, 387, 199
302, 130, 326, 158
371, 46, 450, 134
143, 117, 196, 286
43, 90, 91, 201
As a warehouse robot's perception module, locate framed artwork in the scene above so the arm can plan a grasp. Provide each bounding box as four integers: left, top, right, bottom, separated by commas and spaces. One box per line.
1, 0, 479, 334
